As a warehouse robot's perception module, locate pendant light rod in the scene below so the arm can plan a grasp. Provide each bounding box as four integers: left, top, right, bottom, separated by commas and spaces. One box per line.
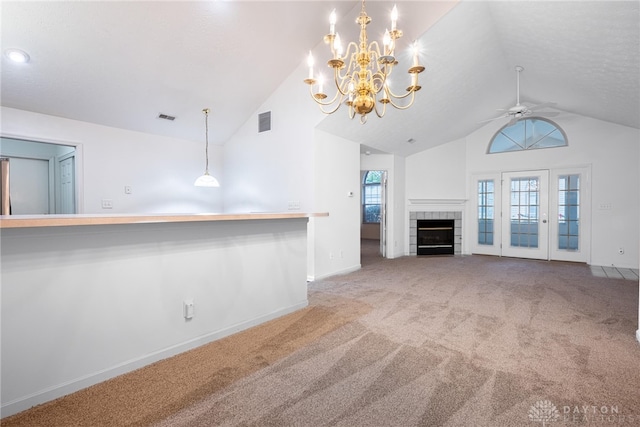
203, 108, 210, 173
194, 108, 220, 187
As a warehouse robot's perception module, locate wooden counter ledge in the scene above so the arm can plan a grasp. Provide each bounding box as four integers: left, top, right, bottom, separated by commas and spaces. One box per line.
0, 212, 329, 229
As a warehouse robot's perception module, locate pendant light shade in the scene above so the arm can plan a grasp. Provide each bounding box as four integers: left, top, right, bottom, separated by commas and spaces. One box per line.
194, 172, 219, 187
194, 108, 220, 187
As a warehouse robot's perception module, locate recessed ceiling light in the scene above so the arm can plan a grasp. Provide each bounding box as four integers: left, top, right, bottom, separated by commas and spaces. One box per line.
5, 48, 30, 63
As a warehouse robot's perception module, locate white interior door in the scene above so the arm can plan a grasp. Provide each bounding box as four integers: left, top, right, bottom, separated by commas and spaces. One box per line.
501, 170, 549, 260
10, 157, 51, 214
59, 155, 75, 214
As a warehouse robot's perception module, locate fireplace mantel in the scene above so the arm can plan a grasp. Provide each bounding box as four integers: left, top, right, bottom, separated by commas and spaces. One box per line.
408, 199, 467, 205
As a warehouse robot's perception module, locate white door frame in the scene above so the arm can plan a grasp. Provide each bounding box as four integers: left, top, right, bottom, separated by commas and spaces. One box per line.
57, 152, 76, 214
379, 170, 388, 257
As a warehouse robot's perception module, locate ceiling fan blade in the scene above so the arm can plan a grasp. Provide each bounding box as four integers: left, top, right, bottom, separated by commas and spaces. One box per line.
484, 68, 558, 125
479, 114, 508, 123
529, 101, 557, 111
536, 111, 560, 117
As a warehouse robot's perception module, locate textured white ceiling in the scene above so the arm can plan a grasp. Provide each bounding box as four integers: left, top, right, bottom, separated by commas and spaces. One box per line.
1, 1, 639, 157
318, 0, 640, 156
0, 1, 353, 145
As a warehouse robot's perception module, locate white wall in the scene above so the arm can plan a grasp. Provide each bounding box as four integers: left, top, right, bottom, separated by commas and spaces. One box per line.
221, 60, 362, 281
309, 130, 361, 280
1, 218, 309, 416
405, 113, 640, 268
222, 61, 323, 214
391, 155, 406, 258
1, 107, 223, 214
405, 138, 467, 201
404, 139, 467, 255
466, 114, 639, 268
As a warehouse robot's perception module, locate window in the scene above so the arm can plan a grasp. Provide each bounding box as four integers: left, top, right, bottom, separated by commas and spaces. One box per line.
558, 174, 580, 251
477, 180, 495, 245
363, 170, 382, 223
488, 118, 567, 154
509, 177, 540, 248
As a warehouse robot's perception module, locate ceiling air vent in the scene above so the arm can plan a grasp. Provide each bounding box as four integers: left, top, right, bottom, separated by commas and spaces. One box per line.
158, 113, 176, 121
258, 111, 271, 133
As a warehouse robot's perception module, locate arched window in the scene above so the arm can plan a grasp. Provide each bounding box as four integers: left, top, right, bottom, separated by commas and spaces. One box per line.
488, 118, 567, 154
362, 170, 382, 224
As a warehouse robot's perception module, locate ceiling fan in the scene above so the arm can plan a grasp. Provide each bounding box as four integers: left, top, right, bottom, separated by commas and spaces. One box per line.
483, 66, 558, 125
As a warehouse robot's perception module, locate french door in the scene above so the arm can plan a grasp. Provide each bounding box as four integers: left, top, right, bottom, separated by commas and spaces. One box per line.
472, 167, 590, 263
501, 170, 549, 260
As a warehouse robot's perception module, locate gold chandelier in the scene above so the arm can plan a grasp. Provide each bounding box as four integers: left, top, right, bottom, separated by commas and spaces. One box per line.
304, 1, 424, 124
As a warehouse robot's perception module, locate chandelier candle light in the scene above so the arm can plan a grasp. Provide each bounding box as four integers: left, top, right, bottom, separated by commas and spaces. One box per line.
304, 1, 424, 123
194, 108, 220, 187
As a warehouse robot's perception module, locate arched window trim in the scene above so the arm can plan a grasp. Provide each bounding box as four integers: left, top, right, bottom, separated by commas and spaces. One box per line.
487, 117, 568, 154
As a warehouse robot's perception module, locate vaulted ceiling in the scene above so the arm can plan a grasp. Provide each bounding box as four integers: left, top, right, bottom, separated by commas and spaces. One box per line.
2, 1, 639, 157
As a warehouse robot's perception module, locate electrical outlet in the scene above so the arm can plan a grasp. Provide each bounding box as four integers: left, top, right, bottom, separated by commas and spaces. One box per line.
101, 199, 113, 209
124, 186, 132, 194
618, 247, 624, 254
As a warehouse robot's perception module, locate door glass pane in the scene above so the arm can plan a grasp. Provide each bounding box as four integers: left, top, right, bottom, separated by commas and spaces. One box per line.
477, 180, 494, 245
510, 177, 539, 248
558, 174, 580, 251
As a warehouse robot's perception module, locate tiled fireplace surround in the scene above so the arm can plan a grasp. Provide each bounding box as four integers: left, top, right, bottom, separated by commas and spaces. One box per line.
409, 211, 462, 255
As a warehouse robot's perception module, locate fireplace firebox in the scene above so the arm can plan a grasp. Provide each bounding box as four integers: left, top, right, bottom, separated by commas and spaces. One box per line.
417, 219, 455, 255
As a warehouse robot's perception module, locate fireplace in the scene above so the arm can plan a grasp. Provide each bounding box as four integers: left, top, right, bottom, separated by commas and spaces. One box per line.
409, 211, 462, 256
417, 219, 455, 255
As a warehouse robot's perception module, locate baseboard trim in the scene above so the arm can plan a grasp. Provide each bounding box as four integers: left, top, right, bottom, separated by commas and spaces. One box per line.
307, 264, 361, 282
0, 301, 308, 419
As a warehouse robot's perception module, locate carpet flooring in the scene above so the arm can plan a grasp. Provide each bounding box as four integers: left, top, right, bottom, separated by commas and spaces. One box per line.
3, 242, 639, 426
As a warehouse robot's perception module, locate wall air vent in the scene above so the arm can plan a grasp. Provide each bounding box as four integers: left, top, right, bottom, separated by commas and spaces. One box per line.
158, 113, 176, 121
258, 111, 271, 133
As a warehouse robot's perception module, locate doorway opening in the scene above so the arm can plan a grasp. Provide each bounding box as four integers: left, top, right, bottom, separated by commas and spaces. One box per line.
360, 169, 387, 262
0, 137, 80, 214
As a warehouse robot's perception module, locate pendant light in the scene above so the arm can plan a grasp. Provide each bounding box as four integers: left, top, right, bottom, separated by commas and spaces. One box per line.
194, 108, 220, 187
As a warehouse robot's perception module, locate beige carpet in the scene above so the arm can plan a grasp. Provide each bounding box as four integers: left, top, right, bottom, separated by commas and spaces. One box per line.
3, 245, 639, 426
